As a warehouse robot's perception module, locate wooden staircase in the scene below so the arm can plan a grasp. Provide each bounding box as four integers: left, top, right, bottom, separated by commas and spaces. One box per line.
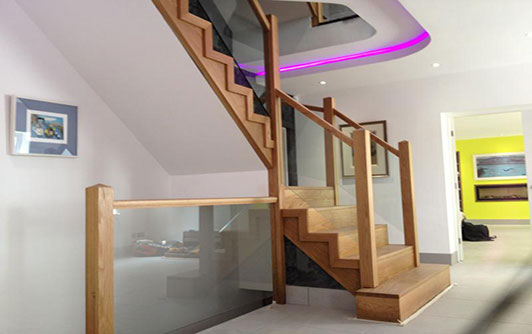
153, 0, 275, 168
282, 186, 450, 322
153, 0, 451, 324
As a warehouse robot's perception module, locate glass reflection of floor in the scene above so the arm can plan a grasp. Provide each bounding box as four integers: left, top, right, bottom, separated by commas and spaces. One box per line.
114, 256, 270, 334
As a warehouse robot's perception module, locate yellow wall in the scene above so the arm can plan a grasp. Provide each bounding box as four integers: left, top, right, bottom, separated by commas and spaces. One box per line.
456, 135, 529, 220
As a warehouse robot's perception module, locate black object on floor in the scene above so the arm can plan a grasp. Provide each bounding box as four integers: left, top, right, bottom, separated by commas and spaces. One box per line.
462, 221, 496, 241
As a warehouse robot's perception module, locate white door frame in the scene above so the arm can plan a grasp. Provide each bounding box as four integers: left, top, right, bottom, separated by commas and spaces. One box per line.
441, 106, 532, 263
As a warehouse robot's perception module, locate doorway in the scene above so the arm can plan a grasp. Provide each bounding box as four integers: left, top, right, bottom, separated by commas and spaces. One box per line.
442, 109, 532, 263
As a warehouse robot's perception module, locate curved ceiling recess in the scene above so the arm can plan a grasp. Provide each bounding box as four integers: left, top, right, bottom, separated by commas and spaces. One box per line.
260, 0, 430, 77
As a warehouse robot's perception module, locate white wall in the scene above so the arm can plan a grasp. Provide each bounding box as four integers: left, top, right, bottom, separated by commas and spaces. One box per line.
520, 111, 532, 224
299, 61, 532, 256
170, 170, 269, 198
0, 1, 171, 333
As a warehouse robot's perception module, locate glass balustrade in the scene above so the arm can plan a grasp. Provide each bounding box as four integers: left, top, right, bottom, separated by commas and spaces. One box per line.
113, 203, 272, 334
192, 0, 268, 116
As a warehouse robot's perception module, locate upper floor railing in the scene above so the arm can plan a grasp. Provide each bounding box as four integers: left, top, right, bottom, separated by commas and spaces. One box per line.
307, 2, 359, 26
86, 184, 277, 333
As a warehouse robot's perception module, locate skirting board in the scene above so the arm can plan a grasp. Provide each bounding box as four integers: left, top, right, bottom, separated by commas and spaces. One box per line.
468, 219, 530, 225
420, 252, 458, 265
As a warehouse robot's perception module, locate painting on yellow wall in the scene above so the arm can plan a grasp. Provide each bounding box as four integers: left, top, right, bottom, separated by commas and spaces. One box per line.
473, 152, 526, 181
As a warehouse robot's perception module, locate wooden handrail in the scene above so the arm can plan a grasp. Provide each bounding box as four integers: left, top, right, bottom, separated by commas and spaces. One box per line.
248, 0, 270, 31
304, 104, 324, 112
334, 108, 400, 156
114, 196, 277, 209
300, 104, 399, 156
276, 89, 354, 147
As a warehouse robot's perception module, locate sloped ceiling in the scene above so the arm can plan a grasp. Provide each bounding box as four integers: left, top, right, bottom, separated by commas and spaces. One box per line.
15, 0, 264, 175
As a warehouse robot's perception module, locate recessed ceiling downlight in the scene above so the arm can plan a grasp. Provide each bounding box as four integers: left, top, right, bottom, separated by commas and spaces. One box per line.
319, 81, 327, 85
432, 63, 441, 68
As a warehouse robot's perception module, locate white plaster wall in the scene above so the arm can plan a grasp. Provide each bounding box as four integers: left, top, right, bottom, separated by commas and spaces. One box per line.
170, 170, 269, 198
299, 62, 532, 256
0, 1, 171, 333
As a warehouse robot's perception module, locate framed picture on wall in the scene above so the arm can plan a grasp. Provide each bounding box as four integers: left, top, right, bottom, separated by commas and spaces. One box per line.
473, 152, 526, 181
10, 96, 78, 157
340, 120, 389, 177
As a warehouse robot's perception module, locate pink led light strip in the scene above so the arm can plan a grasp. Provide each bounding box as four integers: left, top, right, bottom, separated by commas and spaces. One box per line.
256, 30, 430, 76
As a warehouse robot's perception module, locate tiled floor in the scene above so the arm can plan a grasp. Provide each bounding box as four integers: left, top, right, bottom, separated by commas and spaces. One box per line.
201, 225, 532, 334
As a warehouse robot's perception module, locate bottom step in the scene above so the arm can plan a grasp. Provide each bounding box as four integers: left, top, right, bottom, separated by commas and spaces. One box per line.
355, 264, 451, 322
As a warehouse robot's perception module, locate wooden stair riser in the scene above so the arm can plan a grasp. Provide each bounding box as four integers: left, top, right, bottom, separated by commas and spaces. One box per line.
308, 206, 357, 232
356, 264, 451, 322
284, 217, 361, 293
377, 247, 415, 284
283, 187, 335, 209
154, 0, 274, 168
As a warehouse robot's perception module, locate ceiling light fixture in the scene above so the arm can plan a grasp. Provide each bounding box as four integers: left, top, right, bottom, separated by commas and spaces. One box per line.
526, 32, 532, 38
432, 63, 441, 68
319, 81, 327, 85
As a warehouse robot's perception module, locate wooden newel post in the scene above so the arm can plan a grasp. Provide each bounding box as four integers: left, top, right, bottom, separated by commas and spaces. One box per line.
86, 184, 115, 334
323, 97, 339, 205
399, 141, 420, 266
353, 130, 379, 288
264, 14, 286, 304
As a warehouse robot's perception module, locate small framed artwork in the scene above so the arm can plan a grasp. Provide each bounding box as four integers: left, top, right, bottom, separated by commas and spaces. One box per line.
10, 96, 78, 157
340, 120, 389, 178
473, 152, 526, 181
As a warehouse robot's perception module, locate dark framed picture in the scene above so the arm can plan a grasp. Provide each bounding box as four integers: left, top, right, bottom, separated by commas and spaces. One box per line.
10, 96, 78, 157
340, 120, 389, 177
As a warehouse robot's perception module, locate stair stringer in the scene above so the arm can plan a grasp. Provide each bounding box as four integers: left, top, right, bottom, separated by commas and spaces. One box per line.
153, 0, 274, 168
283, 215, 361, 295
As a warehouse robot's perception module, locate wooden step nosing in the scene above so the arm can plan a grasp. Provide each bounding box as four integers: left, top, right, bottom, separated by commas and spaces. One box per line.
287, 186, 334, 190
356, 265, 450, 298
313, 205, 356, 212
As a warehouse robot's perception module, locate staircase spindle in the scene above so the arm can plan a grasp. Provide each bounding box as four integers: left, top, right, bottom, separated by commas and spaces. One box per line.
353, 129, 379, 288
323, 97, 339, 206
399, 140, 420, 266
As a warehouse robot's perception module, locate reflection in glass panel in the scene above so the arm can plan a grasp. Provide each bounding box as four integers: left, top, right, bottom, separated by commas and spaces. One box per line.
321, 3, 358, 24
114, 204, 272, 333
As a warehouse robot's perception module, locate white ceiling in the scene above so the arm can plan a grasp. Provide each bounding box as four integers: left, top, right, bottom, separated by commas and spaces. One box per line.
282, 0, 532, 95
454, 112, 523, 140
15, 0, 264, 175
273, 0, 428, 78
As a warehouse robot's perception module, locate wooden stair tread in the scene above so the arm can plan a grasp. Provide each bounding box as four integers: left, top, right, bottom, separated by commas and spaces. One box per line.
286, 186, 333, 190
356, 264, 449, 298
343, 244, 412, 261
313, 205, 356, 212
281, 205, 355, 214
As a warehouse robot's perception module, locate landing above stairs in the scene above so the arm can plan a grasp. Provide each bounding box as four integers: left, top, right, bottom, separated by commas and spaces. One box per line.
355, 264, 451, 322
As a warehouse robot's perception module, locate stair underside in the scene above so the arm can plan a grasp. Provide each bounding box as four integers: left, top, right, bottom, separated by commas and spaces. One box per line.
356, 264, 451, 322
154, 0, 274, 168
